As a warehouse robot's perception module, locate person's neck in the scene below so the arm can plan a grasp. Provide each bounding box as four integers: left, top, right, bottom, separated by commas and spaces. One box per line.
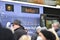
14, 25, 20, 30
14, 27, 20, 31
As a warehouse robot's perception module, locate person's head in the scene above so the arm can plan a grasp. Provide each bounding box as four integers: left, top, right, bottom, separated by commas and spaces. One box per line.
41, 27, 47, 30
36, 26, 42, 33
19, 35, 31, 40
12, 20, 22, 30
38, 30, 56, 40
52, 22, 59, 30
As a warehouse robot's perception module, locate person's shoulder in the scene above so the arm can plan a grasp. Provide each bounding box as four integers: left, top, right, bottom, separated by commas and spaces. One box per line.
57, 29, 60, 37
0, 27, 13, 34
0, 27, 14, 37
3, 27, 12, 32
32, 32, 38, 37
15, 28, 27, 34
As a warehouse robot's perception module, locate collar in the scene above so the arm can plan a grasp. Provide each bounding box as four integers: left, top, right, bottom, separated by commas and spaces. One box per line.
14, 27, 20, 31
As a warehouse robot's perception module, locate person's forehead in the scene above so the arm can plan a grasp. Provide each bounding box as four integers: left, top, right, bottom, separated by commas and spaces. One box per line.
53, 23, 59, 25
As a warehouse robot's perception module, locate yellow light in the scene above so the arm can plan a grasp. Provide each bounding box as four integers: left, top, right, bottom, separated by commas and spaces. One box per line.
7, 6, 11, 10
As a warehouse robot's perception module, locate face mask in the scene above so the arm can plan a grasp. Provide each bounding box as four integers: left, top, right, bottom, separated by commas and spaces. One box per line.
37, 36, 42, 40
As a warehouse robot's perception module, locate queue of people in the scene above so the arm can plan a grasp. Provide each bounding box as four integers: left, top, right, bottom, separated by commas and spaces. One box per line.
0, 19, 60, 40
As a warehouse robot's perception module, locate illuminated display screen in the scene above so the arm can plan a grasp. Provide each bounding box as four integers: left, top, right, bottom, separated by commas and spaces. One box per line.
21, 6, 39, 14
5, 4, 14, 11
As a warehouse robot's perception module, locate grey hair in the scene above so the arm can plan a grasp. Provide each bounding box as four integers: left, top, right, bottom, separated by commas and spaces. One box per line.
52, 22, 59, 27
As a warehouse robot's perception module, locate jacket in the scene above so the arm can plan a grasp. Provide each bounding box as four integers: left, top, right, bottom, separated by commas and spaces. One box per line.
49, 27, 59, 40
14, 27, 27, 40
0, 27, 15, 40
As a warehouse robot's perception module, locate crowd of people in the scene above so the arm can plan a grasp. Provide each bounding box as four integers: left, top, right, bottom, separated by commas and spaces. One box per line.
0, 19, 60, 40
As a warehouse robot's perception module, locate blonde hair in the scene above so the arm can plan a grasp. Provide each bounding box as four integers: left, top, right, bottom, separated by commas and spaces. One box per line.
19, 35, 31, 40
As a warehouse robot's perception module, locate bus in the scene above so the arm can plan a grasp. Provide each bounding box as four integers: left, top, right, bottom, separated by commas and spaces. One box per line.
0, 1, 60, 35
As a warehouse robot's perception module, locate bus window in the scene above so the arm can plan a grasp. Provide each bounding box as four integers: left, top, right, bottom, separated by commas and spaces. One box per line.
40, 14, 60, 29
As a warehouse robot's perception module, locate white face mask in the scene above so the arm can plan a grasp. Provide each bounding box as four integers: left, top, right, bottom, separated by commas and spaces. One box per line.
37, 36, 42, 40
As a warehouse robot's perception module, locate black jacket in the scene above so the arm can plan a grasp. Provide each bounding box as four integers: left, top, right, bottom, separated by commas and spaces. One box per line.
14, 27, 27, 40
0, 27, 15, 40
31, 32, 38, 40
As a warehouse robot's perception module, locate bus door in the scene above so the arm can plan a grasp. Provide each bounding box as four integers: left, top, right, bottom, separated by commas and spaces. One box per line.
40, 14, 60, 28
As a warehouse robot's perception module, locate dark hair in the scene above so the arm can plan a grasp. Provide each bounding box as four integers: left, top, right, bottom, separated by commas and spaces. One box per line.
12, 20, 21, 26
40, 30, 56, 40
12, 20, 25, 30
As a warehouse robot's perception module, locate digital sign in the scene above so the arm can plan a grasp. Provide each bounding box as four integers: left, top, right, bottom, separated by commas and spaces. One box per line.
5, 4, 14, 11
21, 6, 39, 14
